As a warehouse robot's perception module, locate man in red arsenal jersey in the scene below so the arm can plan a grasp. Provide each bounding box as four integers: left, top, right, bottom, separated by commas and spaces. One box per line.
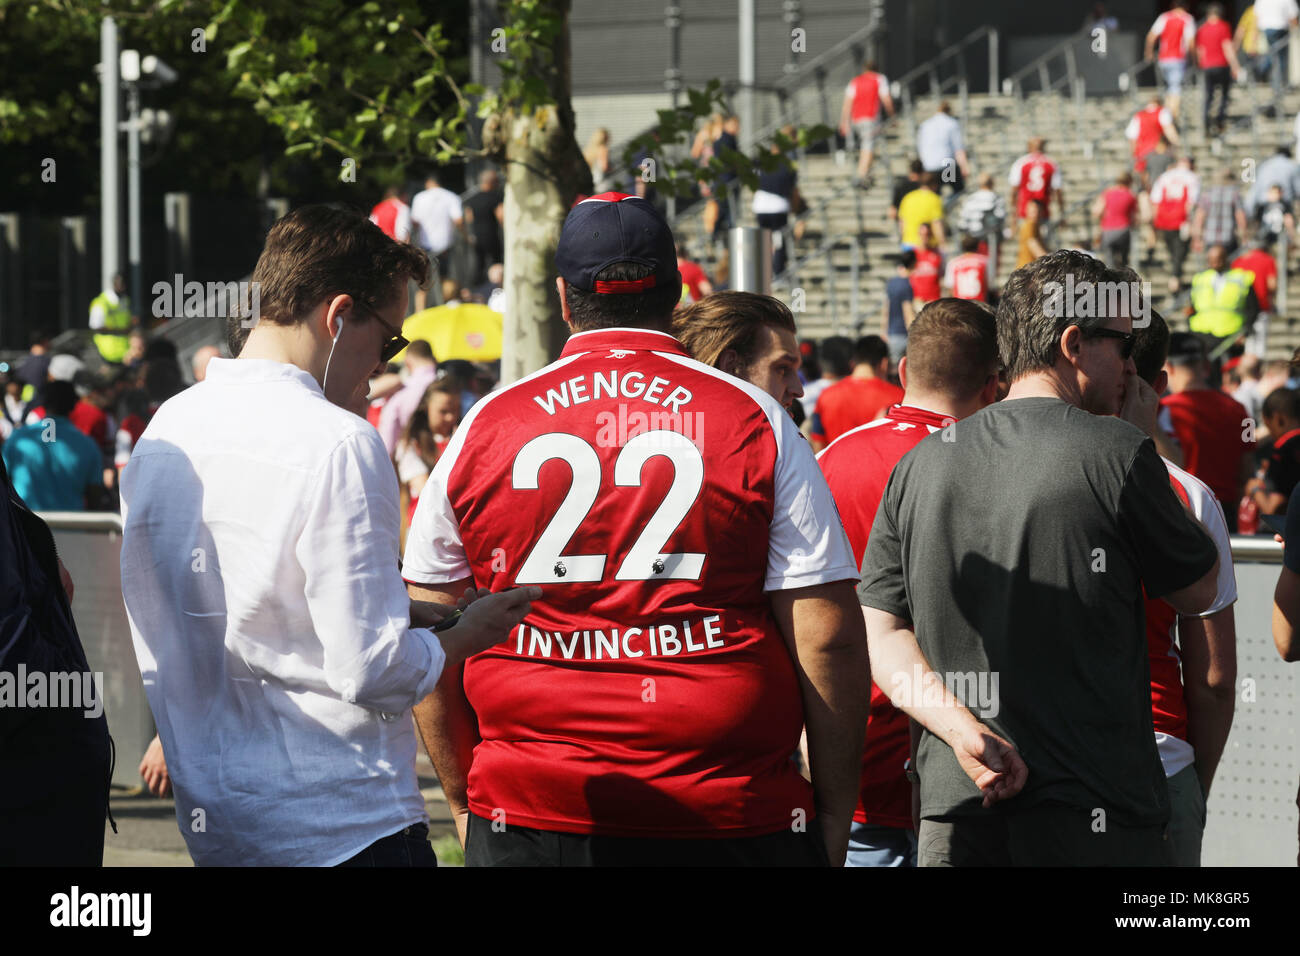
1145, 1, 1195, 118
1161, 332, 1256, 530
839, 59, 895, 188
943, 236, 990, 302
403, 192, 867, 866
1131, 313, 1237, 867
818, 298, 1000, 866
1008, 137, 1064, 224
368, 184, 412, 243
809, 335, 904, 452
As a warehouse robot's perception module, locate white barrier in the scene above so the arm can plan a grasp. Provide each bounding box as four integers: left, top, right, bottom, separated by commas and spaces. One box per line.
36, 515, 1300, 863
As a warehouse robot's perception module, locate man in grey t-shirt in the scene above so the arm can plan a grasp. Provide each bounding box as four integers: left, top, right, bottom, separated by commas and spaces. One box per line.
859, 251, 1220, 866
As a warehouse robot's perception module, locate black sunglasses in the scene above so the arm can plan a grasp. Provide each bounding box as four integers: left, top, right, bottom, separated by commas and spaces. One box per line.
355, 302, 409, 364
1085, 328, 1135, 360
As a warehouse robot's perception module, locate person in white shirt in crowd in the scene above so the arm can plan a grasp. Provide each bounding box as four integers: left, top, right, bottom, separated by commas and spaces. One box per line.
411, 171, 464, 310
1256, 0, 1300, 97
119, 205, 538, 867
916, 101, 970, 195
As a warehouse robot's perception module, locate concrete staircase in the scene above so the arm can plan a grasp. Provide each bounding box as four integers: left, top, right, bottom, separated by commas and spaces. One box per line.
673, 85, 1300, 361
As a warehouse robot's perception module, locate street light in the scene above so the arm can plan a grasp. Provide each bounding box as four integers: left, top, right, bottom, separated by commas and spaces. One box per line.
120, 50, 177, 318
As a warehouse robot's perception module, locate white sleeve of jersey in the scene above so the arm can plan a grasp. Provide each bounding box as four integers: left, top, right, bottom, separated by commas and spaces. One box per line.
396, 205, 412, 242
765, 406, 858, 591
877, 74, 890, 98
1125, 116, 1139, 141
1008, 155, 1025, 187
1166, 460, 1237, 615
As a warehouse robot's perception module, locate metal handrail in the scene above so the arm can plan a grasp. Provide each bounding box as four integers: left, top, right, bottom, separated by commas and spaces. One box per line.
890, 25, 1000, 144
747, 15, 888, 146
1003, 32, 1082, 93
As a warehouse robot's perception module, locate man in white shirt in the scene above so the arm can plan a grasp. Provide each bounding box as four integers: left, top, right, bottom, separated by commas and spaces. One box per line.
119, 205, 538, 866
411, 172, 464, 310
1257, 0, 1300, 95
916, 101, 969, 194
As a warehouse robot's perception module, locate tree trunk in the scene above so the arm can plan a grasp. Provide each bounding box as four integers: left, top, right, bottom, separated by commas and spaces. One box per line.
492, 1, 591, 384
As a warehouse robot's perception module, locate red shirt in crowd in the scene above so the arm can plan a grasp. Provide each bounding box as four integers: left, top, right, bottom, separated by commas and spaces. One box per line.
811, 376, 905, 446
910, 247, 943, 302
70, 399, 108, 447
1195, 19, 1233, 69
1009, 152, 1061, 220
1232, 248, 1277, 312
818, 404, 952, 828
944, 252, 989, 301
1100, 186, 1138, 231
677, 259, 709, 302
1152, 9, 1195, 61
402, 326, 857, 837
1151, 168, 1198, 231
1161, 389, 1254, 508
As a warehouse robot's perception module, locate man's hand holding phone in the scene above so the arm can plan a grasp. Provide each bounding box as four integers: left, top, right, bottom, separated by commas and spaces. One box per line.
430, 585, 542, 666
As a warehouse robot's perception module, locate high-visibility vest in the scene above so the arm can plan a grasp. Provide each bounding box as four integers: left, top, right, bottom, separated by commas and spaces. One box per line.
90, 291, 132, 363
1189, 267, 1254, 338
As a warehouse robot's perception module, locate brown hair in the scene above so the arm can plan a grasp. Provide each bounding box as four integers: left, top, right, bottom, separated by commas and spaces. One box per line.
905, 298, 999, 400
672, 291, 797, 370
244, 204, 428, 329
400, 378, 463, 469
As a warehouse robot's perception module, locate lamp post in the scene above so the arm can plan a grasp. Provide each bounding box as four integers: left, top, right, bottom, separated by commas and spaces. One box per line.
119, 51, 177, 317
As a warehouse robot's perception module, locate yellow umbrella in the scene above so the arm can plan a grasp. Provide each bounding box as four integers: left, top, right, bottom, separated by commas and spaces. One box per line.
395, 302, 503, 362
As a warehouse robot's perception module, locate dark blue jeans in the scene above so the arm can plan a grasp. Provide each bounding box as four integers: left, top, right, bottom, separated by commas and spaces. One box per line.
336, 822, 438, 867
1263, 28, 1290, 94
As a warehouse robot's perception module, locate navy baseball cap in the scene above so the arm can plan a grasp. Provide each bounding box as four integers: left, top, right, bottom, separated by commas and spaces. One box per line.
555, 192, 680, 294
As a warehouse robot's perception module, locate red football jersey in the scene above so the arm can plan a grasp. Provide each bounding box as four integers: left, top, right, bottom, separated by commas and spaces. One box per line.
1144, 473, 1192, 744
811, 376, 905, 446
1151, 169, 1198, 231
1196, 19, 1232, 69
849, 71, 884, 122
1153, 10, 1194, 61
910, 248, 943, 303
818, 404, 952, 827
1161, 390, 1255, 508
403, 327, 857, 837
1009, 153, 1060, 219
944, 252, 989, 301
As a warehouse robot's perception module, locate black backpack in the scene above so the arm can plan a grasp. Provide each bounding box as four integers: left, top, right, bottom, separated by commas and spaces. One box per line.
0, 453, 115, 865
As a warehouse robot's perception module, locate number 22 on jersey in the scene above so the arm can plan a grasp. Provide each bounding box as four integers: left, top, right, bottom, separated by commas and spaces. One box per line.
511, 429, 706, 584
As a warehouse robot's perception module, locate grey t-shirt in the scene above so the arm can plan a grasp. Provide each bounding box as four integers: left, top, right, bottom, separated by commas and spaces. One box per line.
858, 397, 1218, 828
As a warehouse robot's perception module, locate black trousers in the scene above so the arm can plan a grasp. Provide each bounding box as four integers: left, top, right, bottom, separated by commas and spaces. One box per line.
464, 812, 829, 866
336, 822, 438, 867
1203, 66, 1231, 130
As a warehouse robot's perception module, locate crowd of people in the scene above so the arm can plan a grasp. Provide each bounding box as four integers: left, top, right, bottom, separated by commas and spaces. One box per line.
12, 4, 1300, 870
8, 187, 1300, 869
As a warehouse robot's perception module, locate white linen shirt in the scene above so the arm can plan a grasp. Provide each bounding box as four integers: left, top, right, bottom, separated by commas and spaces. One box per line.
120, 357, 445, 866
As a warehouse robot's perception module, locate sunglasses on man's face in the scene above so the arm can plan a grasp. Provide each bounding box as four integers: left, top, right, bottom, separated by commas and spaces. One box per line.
356, 304, 409, 363
1085, 328, 1135, 361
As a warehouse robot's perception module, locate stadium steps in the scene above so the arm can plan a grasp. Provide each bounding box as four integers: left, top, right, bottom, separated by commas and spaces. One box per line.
683, 87, 1300, 361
